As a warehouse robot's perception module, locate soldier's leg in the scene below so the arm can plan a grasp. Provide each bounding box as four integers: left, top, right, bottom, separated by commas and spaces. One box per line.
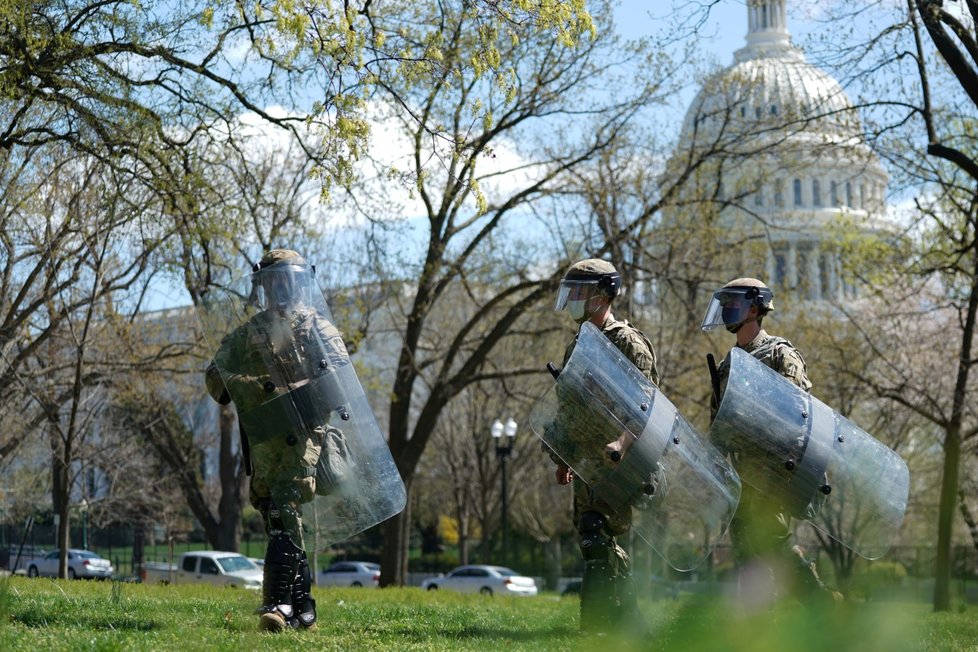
609, 536, 638, 627
289, 551, 317, 630
578, 510, 621, 633
277, 434, 321, 629
256, 497, 303, 633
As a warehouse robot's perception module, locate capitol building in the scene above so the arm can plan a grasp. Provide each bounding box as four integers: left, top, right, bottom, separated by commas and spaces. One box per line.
659, 0, 889, 303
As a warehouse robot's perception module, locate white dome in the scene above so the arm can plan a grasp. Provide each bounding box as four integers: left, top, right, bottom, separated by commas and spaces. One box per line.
655, 1, 890, 305
680, 1, 862, 146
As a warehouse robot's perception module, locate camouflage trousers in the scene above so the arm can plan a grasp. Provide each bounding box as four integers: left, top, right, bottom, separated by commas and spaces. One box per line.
729, 484, 828, 601
573, 480, 637, 632
249, 428, 323, 549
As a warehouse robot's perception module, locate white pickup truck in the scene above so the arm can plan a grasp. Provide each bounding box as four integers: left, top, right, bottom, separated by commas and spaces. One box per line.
140, 551, 263, 589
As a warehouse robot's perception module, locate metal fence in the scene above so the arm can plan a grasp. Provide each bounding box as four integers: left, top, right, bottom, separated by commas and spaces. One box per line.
3, 521, 977, 604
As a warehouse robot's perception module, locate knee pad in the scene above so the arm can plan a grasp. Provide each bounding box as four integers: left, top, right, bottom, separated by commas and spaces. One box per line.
578, 511, 613, 563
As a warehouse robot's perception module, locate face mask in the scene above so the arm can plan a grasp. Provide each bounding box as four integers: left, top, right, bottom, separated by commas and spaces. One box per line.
567, 299, 587, 322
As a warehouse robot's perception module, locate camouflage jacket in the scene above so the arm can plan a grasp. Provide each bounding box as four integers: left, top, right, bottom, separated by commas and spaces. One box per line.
562, 314, 659, 385
205, 306, 348, 413
547, 314, 659, 468
711, 329, 811, 419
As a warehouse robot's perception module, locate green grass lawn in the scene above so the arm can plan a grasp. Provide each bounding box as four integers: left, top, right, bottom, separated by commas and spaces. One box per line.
0, 576, 975, 651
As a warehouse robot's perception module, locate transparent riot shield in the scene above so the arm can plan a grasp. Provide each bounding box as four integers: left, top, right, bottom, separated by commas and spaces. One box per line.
529, 322, 741, 571
711, 346, 909, 560
199, 267, 406, 550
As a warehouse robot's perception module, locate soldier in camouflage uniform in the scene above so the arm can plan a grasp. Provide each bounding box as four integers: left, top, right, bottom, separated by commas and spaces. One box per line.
702, 277, 829, 601
205, 249, 348, 632
549, 258, 658, 632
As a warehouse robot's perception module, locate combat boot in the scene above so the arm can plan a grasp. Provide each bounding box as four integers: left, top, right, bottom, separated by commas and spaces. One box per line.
288, 552, 317, 630
256, 533, 303, 633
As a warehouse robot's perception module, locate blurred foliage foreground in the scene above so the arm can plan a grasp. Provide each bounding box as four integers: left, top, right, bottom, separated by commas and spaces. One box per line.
0, 576, 974, 652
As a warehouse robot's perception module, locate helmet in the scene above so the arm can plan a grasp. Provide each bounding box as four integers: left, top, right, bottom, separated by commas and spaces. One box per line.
700, 277, 774, 332
555, 258, 621, 322
252, 249, 314, 310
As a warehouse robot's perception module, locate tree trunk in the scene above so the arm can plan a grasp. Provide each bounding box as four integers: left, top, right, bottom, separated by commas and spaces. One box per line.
958, 490, 978, 552
50, 425, 71, 579
934, 423, 962, 611
379, 477, 412, 587
545, 537, 561, 591
213, 405, 244, 552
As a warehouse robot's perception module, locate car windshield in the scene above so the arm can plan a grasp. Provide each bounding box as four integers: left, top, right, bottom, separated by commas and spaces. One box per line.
493, 567, 519, 576
217, 556, 256, 572
363, 563, 380, 571
76, 551, 99, 560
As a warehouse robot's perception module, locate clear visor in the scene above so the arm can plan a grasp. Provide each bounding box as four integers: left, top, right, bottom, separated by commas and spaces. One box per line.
700, 289, 752, 331
253, 264, 313, 310
554, 279, 603, 312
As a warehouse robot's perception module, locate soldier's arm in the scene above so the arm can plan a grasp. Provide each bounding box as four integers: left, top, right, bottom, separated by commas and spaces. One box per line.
211, 328, 270, 408
205, 361, 231, 405
616, 329, 659, 385
313, 314, 350, 370
778, 345, 812, 392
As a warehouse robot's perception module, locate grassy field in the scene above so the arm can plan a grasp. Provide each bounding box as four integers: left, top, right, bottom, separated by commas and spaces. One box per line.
1, 576, 976, 652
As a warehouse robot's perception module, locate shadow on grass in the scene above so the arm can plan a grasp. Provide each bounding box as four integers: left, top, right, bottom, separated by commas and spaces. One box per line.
12, 611, 159, 632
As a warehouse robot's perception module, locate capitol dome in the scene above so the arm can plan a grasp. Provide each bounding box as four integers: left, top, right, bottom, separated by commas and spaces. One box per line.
681, 2, 862, 147
660, 0, 888, 303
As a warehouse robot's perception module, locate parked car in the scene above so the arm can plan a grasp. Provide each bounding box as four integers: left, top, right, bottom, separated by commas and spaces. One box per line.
318, 561, 380, 588
140, 551, 262, 589
27, 549, 113, 580
2, 545, 47, 572
420, 565, 538, 596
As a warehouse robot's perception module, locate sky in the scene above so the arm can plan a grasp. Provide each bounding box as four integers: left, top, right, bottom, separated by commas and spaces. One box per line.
140, 1, 851, 312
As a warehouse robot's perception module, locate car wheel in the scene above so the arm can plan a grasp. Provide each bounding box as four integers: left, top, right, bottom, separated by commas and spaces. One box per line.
68, 568, 76, 579
351, 581, 362, 587
426, 584, 438, 591
479, 587, 493, 596
27, 566, 38, 578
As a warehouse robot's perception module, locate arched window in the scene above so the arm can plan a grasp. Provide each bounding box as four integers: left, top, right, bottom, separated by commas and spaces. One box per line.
770, 105, 778, 115
830, 181, 839, 206
845, 181, 853, 207
793, 179, 803, 206
754, 185, 763, 206
812, 179, 822, 207
774, 179, 784, 207
860, 183, 866, 209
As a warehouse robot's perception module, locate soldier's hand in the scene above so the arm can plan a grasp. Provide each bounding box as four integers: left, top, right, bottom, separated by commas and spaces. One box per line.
555, 464, 573, 485
605, 433, 633, 462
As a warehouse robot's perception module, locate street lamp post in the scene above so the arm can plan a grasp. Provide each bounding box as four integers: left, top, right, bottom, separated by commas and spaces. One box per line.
79, 499, 89, 550
491, 417, 517, 566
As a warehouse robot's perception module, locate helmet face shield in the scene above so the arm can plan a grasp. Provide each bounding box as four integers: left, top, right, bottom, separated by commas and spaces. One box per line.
253, 263, 313, 311
555, 279, 605, 319
701, 289, 753, 331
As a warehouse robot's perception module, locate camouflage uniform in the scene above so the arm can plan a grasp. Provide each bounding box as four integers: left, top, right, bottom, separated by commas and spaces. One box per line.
204, 249, 346, 632
711, 329, 827, 598
555, 314, 659, 632
205, 305, 347, 548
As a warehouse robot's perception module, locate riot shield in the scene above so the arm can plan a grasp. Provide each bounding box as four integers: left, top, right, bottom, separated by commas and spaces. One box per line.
711, 346, 909, 560
529, 322, 741, 571
199, 267, 406, 550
